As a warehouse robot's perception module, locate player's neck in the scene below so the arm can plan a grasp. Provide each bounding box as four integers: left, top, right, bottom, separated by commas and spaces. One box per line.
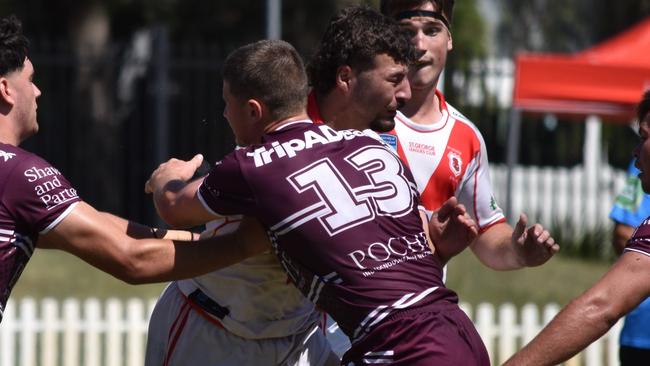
0, 124, 20, 146
316, 91, 359, 131
266, 112, 311, 133
400, 86, 442, 125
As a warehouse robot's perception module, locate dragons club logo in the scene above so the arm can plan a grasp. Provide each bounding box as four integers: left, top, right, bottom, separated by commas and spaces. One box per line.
447, 151, 462, 177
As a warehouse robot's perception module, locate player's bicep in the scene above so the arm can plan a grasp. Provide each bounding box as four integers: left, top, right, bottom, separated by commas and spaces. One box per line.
584, 251, 650, 319
38, 202, 134, 273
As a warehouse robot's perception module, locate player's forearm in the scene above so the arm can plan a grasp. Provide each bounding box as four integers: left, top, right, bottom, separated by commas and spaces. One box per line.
125, 217, 270, 283
506, 254, 650, 366
123, 235, 251, 283
152, 180, 188, 225
505, 292, 617, 365
434, 231, 472, 264
98, 212, 198, 241
98, 212, 154, 239
470, 223, 522, 270
151, 178, 212, 228
56, 233, 252, 285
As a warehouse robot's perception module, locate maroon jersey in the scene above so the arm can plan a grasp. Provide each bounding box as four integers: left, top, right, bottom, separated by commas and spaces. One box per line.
198, 121, 457, 343
626, 217, 650, 256
0, 143, 81, 321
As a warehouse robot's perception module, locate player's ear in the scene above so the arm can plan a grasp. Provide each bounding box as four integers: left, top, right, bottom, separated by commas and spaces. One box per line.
0, 77, 15, 107
335, 65, 353, 93
247, 99, 263, 122
447, 31, 453, 51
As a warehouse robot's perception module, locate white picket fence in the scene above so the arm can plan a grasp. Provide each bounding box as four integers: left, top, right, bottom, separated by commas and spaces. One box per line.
490, 164, 628, 234
0, 298, 156, 366
0, 298, 623, 366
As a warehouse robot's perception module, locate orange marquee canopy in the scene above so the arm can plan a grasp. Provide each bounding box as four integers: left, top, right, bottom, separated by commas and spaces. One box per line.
513, 17, 650, 121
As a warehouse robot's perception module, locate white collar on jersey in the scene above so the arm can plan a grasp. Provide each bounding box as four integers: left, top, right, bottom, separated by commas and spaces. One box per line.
395, 109, 450, 132
274, 119, 313, 131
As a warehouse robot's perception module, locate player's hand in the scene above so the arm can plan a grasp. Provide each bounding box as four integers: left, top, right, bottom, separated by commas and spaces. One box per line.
512, 213, 560, 267
429, 197, 479, 263
145, 154, 204, 194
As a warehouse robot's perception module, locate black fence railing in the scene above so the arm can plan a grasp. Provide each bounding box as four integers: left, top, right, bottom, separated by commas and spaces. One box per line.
25, 33, 235, 227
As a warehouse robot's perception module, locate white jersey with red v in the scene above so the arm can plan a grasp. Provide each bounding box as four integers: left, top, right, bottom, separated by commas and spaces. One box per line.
382, 91, 505, 232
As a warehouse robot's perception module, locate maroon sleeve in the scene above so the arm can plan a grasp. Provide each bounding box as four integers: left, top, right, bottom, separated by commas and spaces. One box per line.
197, 151, 256, 217
625, 216, 650, 256
5, 153, 81, 233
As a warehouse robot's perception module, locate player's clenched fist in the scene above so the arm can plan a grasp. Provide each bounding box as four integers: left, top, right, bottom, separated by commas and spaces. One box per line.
145, 154, 204, 194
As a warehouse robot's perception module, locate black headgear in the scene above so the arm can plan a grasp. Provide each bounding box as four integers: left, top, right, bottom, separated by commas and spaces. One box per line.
395, 10, 450, 30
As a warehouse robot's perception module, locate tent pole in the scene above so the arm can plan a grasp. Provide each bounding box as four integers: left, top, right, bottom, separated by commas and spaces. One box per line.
583, 115, 602, 229
505, 108, 522, 222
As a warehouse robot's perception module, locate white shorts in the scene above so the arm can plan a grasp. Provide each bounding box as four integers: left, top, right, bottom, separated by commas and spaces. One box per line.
145, 282, 336, 366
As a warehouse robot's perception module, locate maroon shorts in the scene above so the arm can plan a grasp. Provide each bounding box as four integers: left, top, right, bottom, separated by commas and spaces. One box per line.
342, 301, 489, 365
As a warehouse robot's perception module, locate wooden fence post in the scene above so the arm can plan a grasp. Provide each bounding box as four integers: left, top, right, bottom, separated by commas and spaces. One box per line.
1, 299, 16, 366
127, 298, 146, 366
498, 303, 518, 363
106, 298, 122, 366
83, 298, 101, 366
63, 298, 80, 366
20, 298, 37, 366
41, 298, 58, 366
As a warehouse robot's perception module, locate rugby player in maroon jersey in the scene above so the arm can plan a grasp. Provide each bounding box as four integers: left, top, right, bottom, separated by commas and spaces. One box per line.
0, 14, 266, 323
146, 26, 489, 364
145, 7, 477, 365
505, 92, 650, 365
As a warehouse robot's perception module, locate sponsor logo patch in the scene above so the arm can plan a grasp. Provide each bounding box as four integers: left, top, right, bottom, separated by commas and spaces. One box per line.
379, 134, 398, 151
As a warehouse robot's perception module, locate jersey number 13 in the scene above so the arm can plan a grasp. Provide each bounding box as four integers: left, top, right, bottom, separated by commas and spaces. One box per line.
271, 146, 417, 236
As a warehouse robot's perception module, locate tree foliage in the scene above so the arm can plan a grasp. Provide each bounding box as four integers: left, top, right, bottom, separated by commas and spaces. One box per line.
443, 0, 486, 105
497, 0, 650, 54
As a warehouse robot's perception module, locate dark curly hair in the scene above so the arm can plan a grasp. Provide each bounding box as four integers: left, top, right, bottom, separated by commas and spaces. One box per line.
308, 6, 416, 95
0, 15, 29, 76
380, 0, 455, 25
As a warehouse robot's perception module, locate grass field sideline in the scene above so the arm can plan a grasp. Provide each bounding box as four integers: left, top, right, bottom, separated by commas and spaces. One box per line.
447, 250, 612, 306
13, 249, 166, 300
12, 248, 612, 306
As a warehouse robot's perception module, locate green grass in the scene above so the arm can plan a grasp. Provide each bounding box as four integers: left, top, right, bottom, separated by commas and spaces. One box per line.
11, 249, 166, 300
12, 247, 613, 307
446, 250, 613, 306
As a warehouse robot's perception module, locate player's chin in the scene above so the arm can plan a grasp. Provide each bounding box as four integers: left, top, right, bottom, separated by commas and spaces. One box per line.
369, 118, 395, 133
